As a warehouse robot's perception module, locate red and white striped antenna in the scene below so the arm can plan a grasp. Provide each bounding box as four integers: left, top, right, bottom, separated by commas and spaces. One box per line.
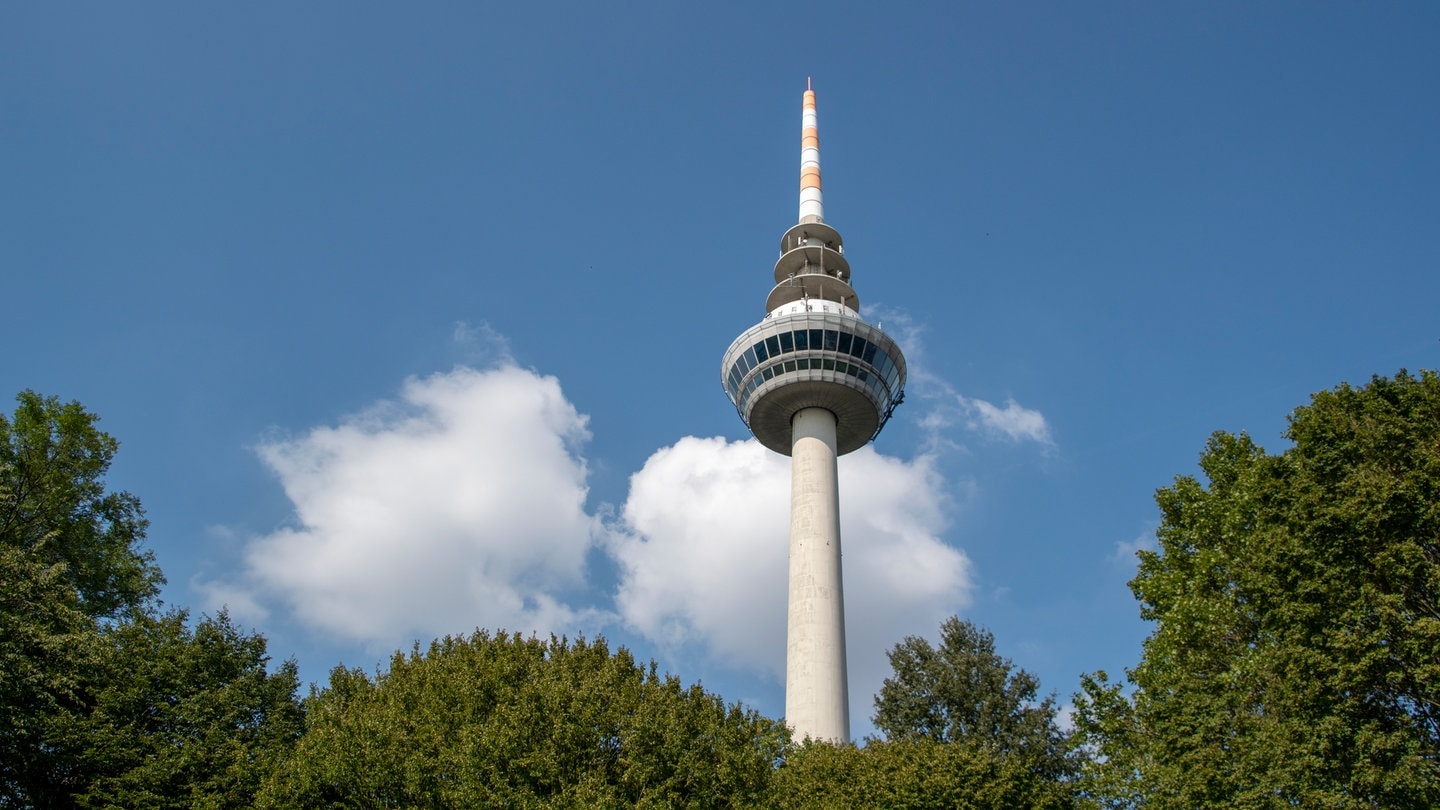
799, 78, 824, 224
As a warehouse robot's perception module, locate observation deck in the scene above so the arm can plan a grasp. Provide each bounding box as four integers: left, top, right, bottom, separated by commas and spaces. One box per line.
721, 306, 906, 455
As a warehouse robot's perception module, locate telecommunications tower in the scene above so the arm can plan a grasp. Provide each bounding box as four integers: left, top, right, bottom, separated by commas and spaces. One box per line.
720, 81, 907, 743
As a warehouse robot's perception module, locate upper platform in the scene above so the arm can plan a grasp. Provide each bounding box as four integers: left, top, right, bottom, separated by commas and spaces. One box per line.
767, 222, 858, 312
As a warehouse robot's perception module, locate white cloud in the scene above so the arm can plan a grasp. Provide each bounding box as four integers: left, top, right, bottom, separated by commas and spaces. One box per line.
606, 437, 790, 673
607, 436, 972, 722
968, 397, 1052, 444
913, 380, 1053, 449
202, 365, 600, 649
192, 575, 270, 622
1112, 523, 1159, 564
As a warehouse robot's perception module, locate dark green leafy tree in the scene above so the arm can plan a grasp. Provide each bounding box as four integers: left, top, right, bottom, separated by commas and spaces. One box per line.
1, 391, 160, 621
1, 392, 302, 808
0, 533, 108, 807
771, 738, 1077, 810
69, 610, 305, 809
1074, 370, 1440, 807
1068, 671, 1143, 809
259, 631, 788, 808
873, 616, 1075, 783
2, 391, 157, 806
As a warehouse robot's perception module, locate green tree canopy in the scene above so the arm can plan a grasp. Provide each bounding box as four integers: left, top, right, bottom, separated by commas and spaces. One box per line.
259, 631, 788, 808
0, 535, 106, 807
69, 610, 304, 809
1, 391, 160, 620
1, 392, 302, 808
873, 616, 1074, 783
1074, 370, 1440, 807
771, 738, 1077, 810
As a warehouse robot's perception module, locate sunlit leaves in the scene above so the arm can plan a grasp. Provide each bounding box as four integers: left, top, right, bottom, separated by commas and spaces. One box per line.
772, 738, 1076, 810
259, 632, 788, 808
1078, 370, 1440, 807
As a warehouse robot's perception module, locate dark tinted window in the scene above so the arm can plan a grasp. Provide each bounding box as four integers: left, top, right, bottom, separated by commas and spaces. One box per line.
794, 330, 809, 350
837, 332, 853, 354
754, 341, 768, 362
779, 332, 794, 353
823, 330, 838, 351
765, 336, 780, 357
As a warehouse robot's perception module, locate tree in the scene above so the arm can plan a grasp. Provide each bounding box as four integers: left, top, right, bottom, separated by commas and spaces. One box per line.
1068, 671, 1144, 809
873, 616, 1075, 783
259, 631, 789, 808
771, 738, 1077, 810
5, 606, 303, 810
1, 391, 160, 621
1, 391, 157, 806
0, 535, 108, 807
69, 610, 305, 809
1, 392, 302, 807
1074, 370, 1440, 807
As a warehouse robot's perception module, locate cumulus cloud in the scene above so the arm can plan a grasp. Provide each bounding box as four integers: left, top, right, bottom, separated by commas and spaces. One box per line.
201, 364, 600, 649
607, 436, 972, 720
607, 438, 790, 672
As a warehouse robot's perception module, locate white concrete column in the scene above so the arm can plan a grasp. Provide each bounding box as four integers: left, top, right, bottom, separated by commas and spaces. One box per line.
786, 407, 849, 743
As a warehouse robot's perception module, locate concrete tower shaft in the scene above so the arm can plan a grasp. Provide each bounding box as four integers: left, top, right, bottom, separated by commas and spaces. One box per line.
787, 407, 849, 740
719, 83, 907, 743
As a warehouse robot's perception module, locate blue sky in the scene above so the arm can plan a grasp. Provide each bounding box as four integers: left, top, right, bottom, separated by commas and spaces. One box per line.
5, 2, 1437, 737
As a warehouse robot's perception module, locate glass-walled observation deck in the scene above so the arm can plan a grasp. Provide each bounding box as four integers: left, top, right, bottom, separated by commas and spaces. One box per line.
721, 309, 906, 456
